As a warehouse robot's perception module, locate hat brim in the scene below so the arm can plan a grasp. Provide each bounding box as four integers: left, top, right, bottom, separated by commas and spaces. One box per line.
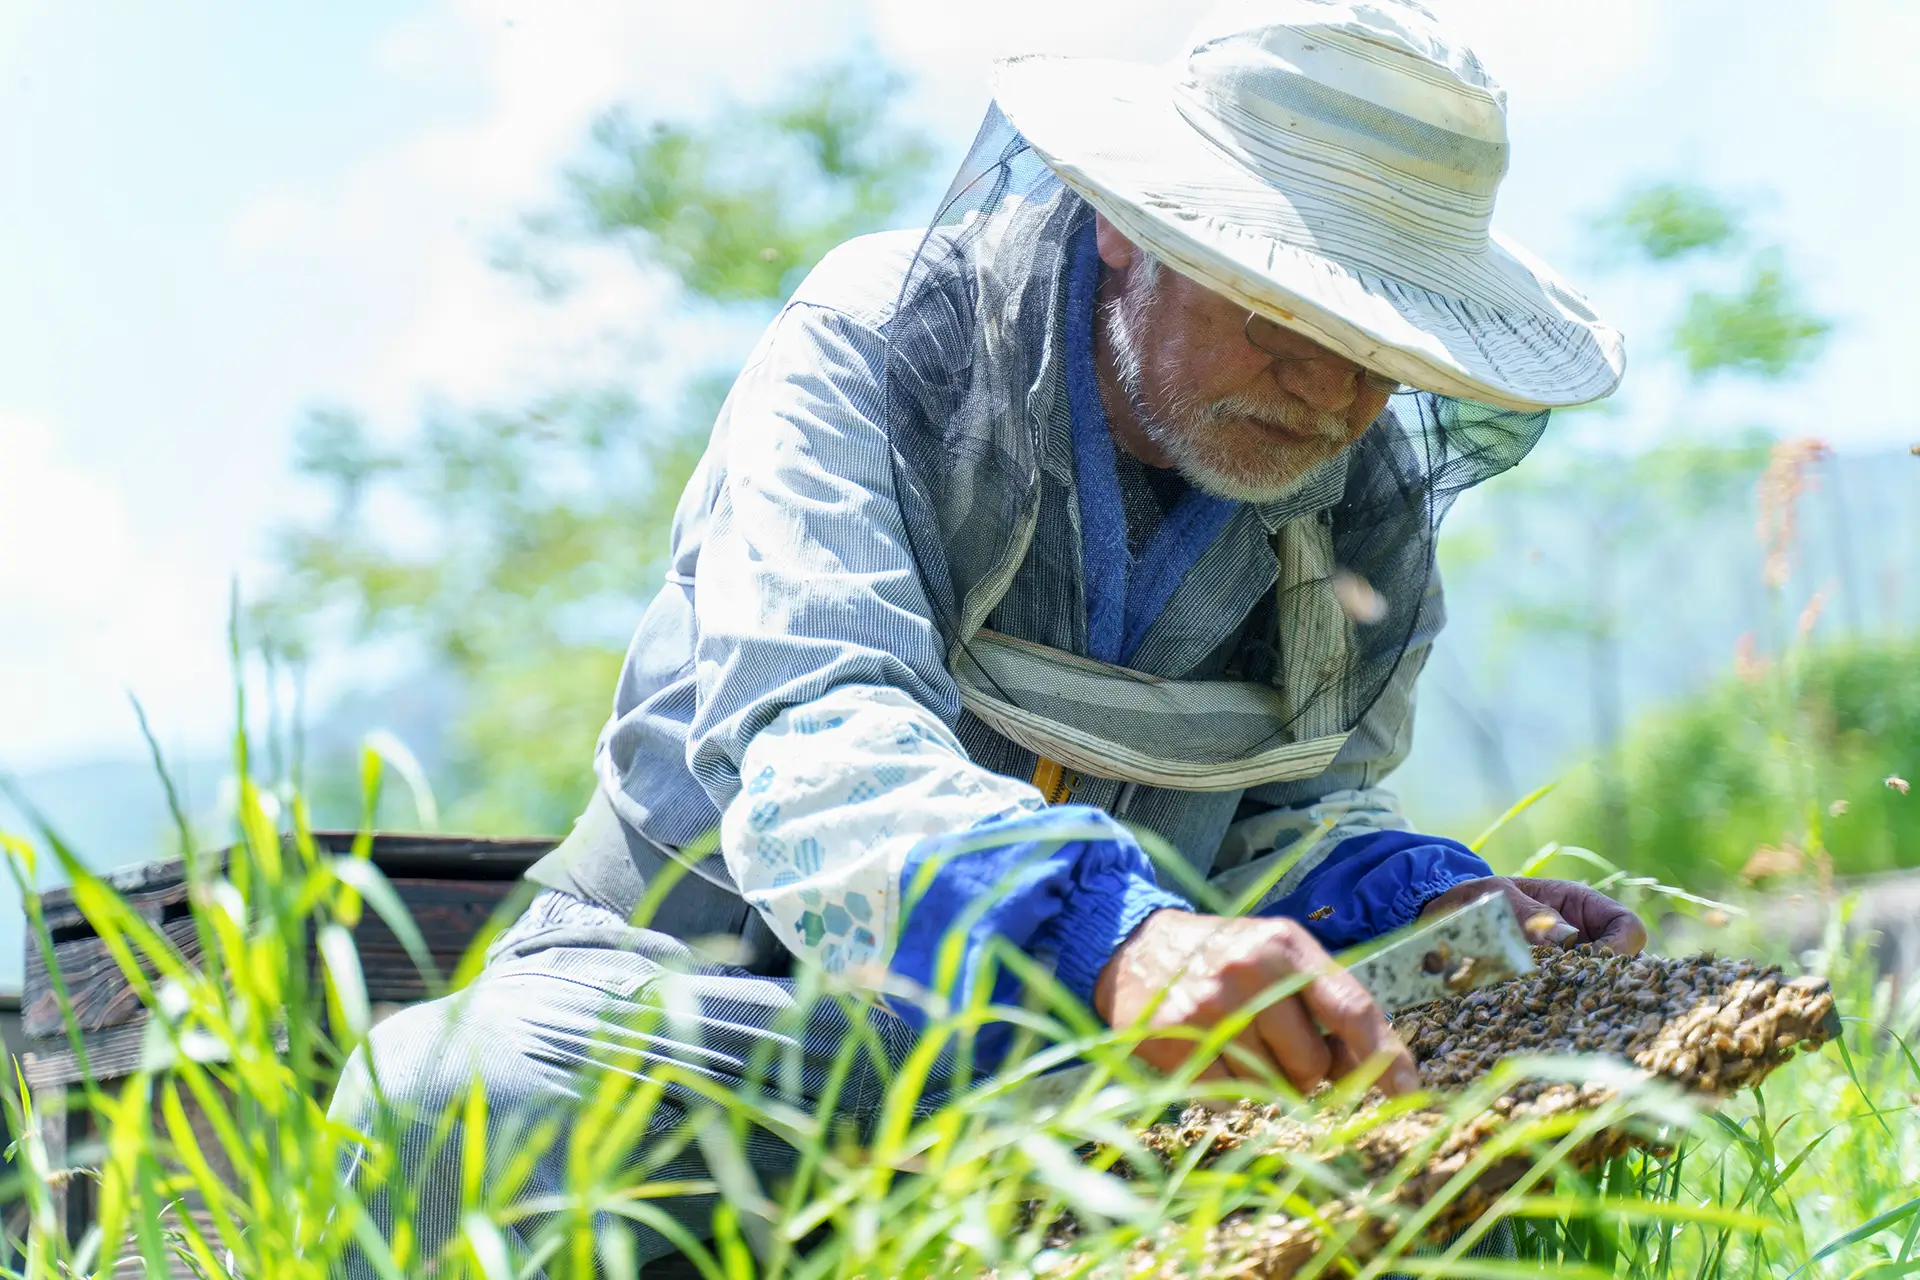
992, 54, 1625, 411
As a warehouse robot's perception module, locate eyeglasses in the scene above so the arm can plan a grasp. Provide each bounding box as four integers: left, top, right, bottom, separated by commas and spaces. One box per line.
1243, 312, 1410, 397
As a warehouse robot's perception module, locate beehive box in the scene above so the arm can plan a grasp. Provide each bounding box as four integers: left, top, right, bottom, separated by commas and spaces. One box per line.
1063, 947, 1842, 1279
17, 831, 552, 1253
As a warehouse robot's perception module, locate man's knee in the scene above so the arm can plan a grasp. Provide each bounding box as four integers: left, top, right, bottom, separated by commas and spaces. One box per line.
330, 990, 557, 1273
334, 988, 543, 1138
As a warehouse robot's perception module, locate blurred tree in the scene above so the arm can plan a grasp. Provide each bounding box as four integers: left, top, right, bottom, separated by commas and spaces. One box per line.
1673, 250, 1832, 379
563, 71, 930, 301
1592, 180, 1831, 382
258, 67, 933, 834
1594, 180, 1743, 262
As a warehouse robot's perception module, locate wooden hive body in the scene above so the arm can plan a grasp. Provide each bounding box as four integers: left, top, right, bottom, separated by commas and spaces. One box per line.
18, 831, 552, 1263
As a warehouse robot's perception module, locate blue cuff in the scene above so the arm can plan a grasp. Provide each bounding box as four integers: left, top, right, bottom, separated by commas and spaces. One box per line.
1041, 866, 1190, 1003
890, 805, 1190, 1067
1256, 830, 1492, 951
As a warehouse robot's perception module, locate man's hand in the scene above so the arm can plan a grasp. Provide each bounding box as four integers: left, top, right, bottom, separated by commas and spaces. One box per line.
1091, 909, 1420, 1095
1420, 876, 1647, 954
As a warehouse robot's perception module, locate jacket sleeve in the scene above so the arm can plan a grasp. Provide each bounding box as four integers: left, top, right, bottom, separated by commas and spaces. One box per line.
693, 297, 1184, 1040
1254, 830, 1491, 949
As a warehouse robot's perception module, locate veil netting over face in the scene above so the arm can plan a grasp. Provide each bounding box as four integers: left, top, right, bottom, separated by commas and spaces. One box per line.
876, 106, 1550, 791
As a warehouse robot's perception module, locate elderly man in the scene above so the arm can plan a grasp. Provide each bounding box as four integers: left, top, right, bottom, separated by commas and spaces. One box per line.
338, 0, 1644, 1267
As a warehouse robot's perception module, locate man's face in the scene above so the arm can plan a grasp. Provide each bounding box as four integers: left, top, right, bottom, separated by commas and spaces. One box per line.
1094, 216, 1392, 503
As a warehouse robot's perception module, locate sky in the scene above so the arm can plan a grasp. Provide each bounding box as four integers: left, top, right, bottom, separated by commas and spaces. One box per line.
3, 0, 1918, 777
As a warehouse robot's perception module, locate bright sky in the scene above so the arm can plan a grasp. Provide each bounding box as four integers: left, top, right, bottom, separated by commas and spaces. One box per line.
3, 0, 1916, 773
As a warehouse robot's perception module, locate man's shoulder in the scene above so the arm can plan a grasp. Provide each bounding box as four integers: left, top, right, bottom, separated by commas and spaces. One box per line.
786, 227, 951, 330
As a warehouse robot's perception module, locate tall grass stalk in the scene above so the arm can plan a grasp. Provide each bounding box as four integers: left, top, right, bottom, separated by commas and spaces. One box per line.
0, 735, 1913, 1277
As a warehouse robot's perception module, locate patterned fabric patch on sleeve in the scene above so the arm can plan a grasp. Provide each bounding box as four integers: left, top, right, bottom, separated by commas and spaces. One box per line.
719, 684, 1046, 974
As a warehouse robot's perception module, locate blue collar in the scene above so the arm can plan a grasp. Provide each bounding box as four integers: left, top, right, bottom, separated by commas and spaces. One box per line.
1064, 221, 1240, 667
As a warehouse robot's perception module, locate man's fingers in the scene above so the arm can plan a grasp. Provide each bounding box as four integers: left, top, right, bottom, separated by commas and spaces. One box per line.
1516, 878, 1645, 953
1166, 1032, 1289, 1087
1138, 1033, 1231, 1081
1252, 995, 1332, 1093
1297, 964, 1417, 1095
1105, 913, 1431, 1096
1216, 1032, 1272, 1080
1326, 1034, 1360, 1081
1593, 908, 1648, 955
1190, 1057, 1233, 1083
1504, 883, 1577, 946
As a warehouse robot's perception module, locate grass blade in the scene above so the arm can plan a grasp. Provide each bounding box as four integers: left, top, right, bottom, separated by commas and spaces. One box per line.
1470, 778, 1561, 853
1786, 1194, 1920, 1279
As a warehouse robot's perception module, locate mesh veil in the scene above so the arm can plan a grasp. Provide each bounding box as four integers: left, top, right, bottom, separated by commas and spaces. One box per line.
880, 107, 1550, 790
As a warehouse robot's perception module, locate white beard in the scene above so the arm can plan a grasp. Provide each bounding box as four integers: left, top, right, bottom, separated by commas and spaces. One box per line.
1103, 260, 1350, 504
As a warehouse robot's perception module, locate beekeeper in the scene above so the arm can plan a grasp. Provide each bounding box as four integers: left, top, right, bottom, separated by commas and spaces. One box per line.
337, 0, 1646, 1267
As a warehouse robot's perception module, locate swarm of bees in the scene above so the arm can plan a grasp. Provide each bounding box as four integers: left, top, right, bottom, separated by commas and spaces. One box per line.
1396, 946, 1839, 1097
1045, 946, 1840, 1280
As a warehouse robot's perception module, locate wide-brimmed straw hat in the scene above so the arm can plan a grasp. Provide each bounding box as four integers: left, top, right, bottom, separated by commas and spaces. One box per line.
993, 0, 1625, 411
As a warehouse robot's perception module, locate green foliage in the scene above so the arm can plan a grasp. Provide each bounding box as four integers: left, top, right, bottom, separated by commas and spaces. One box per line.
1466, 435, 1776, 854
1626, 432, 1779, 506
1490, 431, 1775, 541
565, 66, 933, 303
262, 68, 933, 833
1484, 635, 1920, 887
1596, 181, 1744, 262
0, 744, 411, 1276
1673, 250, 1833, 380
1589, 179, 1830, 384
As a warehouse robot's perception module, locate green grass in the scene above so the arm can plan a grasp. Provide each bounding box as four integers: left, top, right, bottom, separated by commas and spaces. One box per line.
0, 729, 1914, 1277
